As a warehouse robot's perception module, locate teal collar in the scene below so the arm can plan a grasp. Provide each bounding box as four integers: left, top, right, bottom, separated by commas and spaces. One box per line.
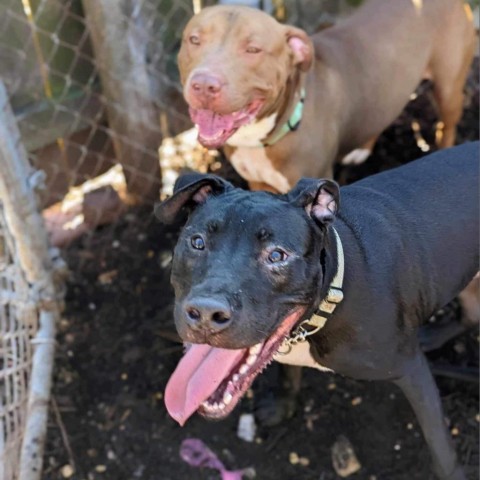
263, 88, 305, 147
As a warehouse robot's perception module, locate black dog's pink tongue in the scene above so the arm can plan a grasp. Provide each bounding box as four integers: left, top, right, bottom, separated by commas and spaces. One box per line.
165, 344, 246, 426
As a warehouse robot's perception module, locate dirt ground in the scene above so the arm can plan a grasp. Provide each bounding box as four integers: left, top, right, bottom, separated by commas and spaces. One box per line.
43, 61, 479, 480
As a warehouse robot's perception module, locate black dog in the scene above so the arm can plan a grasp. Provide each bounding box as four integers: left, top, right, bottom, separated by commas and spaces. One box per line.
156, 142, 479, 480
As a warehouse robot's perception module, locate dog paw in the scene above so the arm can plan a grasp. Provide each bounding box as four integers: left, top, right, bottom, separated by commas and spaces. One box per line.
341, 148, 372, 165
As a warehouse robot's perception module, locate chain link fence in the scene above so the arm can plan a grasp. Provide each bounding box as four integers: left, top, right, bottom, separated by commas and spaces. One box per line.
1, 0, 193, 210
0, 202, 35, 480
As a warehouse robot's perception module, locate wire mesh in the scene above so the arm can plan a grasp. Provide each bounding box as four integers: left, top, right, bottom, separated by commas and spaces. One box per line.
0, 0, 192, 210
0, 203, 38, 480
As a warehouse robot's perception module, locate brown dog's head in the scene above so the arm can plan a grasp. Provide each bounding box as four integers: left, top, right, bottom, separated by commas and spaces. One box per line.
178, 6, 313, 148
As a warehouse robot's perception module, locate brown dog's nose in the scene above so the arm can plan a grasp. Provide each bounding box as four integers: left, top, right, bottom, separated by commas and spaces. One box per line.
190, 72, 223, 100
184, 297, 232, 332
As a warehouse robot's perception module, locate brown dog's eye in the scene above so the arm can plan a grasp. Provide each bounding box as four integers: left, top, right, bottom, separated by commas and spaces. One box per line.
189, 34, 200, 45
191, 234, 205, 250
268, 249, 288, 263
246, 46, 261, 54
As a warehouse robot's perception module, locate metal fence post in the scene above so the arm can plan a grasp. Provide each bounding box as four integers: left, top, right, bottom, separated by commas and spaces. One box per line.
0, 81, 62, 480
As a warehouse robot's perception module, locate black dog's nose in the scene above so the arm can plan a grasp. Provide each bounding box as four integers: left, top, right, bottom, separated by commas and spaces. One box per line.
184, 297, 232, 331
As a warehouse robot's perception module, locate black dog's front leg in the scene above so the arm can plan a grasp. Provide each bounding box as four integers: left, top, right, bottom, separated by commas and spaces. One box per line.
394, 350, 466, 480
254, 364, 302, 427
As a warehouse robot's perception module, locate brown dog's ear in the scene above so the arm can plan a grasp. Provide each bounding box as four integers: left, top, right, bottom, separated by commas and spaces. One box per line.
288, 178, 339, 226
154, 173, 233, 224
285, 26, 313, 72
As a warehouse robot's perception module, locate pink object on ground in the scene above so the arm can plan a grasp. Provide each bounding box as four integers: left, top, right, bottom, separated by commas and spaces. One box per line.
180, 438, 253, 480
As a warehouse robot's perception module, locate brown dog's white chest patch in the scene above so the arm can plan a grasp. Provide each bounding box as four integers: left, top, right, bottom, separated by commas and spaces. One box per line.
230, 146, 291, 193
274, 342, 333, 372
227, 113, 277, 148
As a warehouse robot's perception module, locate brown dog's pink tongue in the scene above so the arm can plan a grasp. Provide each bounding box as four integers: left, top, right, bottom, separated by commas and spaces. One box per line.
165, 344, 246, 426
191, 109, 236, 138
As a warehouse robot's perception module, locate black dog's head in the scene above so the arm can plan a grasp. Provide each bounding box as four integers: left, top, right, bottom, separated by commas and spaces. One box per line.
155, 173, 339, 425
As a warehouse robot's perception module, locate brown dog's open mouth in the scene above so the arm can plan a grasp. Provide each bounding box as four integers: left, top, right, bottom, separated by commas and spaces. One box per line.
164, 308, 304, 425
190, 99, 264, 148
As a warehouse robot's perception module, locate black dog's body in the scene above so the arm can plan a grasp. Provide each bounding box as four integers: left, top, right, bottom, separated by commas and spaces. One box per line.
309, 145, 478, 379
157, 142, 479, 480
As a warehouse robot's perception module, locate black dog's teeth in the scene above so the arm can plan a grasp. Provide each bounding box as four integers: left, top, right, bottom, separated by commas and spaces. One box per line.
201, 342, 263, 412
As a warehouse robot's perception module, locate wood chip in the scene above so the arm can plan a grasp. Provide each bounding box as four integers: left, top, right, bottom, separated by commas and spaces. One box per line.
60, 464, 74, 478
299, 457, 310, 467
289, 452, 309, 467
289, 452, 299, 465
351, 396, 362, 406
98, 269, 118, 285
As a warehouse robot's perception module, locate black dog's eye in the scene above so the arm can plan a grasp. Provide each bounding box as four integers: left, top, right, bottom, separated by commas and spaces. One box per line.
191, 234, 205, 250
268, 249, 288, 263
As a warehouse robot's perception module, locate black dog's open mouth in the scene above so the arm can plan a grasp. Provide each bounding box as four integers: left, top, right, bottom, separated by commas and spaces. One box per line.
164, 308, 305, 425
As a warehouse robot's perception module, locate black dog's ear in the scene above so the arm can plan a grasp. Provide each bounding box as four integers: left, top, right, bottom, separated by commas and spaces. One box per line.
154, 173, 233, 224
288, 178, 340, 225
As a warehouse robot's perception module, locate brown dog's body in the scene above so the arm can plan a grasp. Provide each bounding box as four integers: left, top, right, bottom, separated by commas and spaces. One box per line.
179, 0, 475, 192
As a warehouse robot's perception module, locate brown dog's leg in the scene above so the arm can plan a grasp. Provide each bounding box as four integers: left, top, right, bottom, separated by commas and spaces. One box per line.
394, 350, 465, 480
458, 273, 480, 327
340, 136, 378, 166
430, 14, 475, 149
433, 78, 466, 149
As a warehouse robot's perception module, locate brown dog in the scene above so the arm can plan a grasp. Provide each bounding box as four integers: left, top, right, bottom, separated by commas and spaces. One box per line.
178, 0, 475, 193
